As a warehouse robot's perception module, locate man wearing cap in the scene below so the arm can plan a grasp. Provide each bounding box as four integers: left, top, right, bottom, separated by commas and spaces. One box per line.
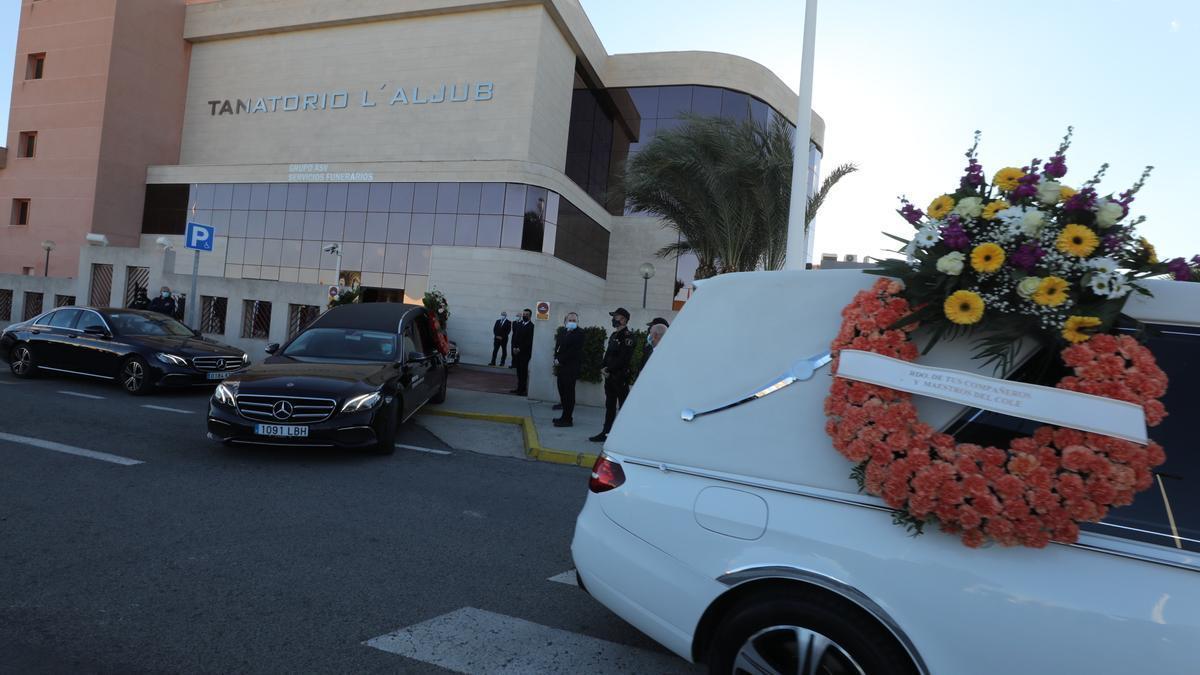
589, 307, 636, 443
643, 317, 669, 364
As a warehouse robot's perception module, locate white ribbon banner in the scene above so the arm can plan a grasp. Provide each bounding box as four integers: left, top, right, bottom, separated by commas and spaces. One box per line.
836, 349, 1148, 445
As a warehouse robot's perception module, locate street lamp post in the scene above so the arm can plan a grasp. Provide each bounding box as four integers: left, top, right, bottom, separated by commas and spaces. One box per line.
639, 262, 656, 309
783, 0, 819, 270
40, 240, 55, 276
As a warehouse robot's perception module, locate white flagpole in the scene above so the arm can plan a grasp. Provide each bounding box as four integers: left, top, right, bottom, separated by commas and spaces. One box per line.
783, 0, 818, 270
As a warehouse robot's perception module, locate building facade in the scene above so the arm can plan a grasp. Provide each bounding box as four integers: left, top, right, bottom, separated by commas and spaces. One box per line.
0, 0, 824, 371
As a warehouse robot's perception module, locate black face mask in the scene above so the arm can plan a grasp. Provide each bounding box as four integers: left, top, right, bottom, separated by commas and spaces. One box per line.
611, 318, 621, 328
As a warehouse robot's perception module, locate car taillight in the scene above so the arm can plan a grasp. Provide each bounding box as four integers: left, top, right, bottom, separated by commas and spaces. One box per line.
589, 453, 625, 493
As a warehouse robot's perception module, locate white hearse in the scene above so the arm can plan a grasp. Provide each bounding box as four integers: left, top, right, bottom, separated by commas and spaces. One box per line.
572, 270, 1198, 675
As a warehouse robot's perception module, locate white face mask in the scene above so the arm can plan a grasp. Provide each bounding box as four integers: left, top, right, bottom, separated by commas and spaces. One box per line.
161, 291, 171, 298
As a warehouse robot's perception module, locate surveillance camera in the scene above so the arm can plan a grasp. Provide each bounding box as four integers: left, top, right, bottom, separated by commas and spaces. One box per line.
85, 233, 109, 247
322, 244, 341, 254
155, 236, 174, 250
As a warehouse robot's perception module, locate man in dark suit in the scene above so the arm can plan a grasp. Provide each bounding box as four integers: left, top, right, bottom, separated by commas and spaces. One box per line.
510, 308, 534, 396
489, 311, 511, 366
553, 312, 584, 427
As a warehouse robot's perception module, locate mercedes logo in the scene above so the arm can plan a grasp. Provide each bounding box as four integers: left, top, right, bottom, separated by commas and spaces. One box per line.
215, 358, 225, 370
272, 400, 294, 420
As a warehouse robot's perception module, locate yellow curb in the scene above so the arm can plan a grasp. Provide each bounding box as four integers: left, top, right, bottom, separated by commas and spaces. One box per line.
421, 408, 598, 468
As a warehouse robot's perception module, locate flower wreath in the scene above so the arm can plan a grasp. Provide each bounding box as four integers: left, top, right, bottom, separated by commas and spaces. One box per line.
824, 279, 1168, 549
427, 312, 450, 356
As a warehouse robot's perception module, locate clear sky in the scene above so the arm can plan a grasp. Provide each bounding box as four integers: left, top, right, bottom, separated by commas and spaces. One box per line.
0, 1, 1194, 262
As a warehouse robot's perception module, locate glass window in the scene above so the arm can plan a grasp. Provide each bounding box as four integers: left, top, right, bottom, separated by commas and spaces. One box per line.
264, 211, 285, 239
658, 86, 692, 118
720, 90, 750, 122
480, 183, 505, 215
521, 212, 544, 253
365, 212, 389, 243
500, 215, 523, 248
240, 300, 272, 340
544, 192, 560, 225
280, 240, 302, 267
231, 184, 251, 210
267, 183, 288, 210
76, 311, 106, 333
286, 183, 308, 211
194, 183, 215, 209
343, 212, 366, 241
433, 213, 456, 245
303, 211, 324, 240
691, 86, 723, 116
402, 325, 423, 357
228, 210, 248, 237
49, 309, 81, 328
410, 213, 435, 244
323, 212, 345, 241
362, 243, 385, 272
477, 214, 502, 247
340, 242, 364, 269
384, 244, 408, 274
300, 241, 321, 268
213, 183, 234, 209
346, 183, 369, 211
250, 183, 269, 210
200, 296, 228, 335
368, 183, 391, 212
454, 214, 478, 246
750, 97, 769, 127
283, 211, 304, 240
326, 183, 348, 212
387, 212, 411, 243
406, 245, 431, 275
629, 118, 656, 152
390, 183, 414, 212
413, 183, 438, 213
457, 183, 482, 214
503, 184, 527, 216
261, 238, 282, 267
436, 183, 459, 214
628, 86, 659, 119
306, 183, 328, 211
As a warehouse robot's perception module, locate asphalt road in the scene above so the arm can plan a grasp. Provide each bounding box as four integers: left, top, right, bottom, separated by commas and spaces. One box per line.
0, 369, 698, 674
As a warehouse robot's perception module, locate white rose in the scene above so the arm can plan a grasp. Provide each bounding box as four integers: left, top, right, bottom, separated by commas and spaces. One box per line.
1019, 209, 1046, 237
1095, 199, 1124, 228
952, 196, 983, 219
936, 251, 965, 276
1017, 276, 1042, 299
1036, 179, 1062, 206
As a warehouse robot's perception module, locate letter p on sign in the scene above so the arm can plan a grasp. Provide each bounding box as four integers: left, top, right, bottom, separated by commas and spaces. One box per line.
185, 221, 215, 251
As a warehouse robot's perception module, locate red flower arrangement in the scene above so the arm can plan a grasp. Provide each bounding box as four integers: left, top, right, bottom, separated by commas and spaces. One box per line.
824, 278, 1168, 548
427, 312, 450, 356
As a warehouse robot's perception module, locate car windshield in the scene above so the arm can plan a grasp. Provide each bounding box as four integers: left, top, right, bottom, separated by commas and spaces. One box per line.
282, 328, 397, 362
106, 312, 193, 337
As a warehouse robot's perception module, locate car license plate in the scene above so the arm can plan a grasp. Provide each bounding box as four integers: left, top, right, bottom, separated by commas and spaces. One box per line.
207, 371, 231, 380
254, 424, 309, 437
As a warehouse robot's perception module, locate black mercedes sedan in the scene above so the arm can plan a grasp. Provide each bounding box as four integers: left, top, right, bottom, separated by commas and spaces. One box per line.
1, 307, 248, 394
206, 303, 448, 454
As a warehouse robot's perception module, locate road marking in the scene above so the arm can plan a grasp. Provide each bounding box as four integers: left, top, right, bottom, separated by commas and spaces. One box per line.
59, 390, 105, 400
0, 380, 14, 384
0, 432, 143, 466
547, 569, 578, 586
365, 607, 693, 674
141, 404, 195, 414
395, 443, 451, 455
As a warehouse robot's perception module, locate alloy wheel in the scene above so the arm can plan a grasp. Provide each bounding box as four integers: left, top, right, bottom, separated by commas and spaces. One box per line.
11, 347, 31, 376
733, 625, 865, 675
122, 360, 144, 392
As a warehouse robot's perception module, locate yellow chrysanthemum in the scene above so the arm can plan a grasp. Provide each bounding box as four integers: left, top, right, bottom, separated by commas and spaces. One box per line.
927, 195, 955, 220
970, 243, 1006, 273
1062, 315, 1102, 343
944, 290, 985, 325
981, 200, 1009, 220
1032, 276, 1070, 306
993, 167, 1026, 192
1056, 224, 1099, 257
1140, 237, 1158, 264
1058, 186, 1077, 202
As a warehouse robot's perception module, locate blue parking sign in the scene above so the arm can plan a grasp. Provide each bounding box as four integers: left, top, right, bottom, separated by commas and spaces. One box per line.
185, 221, 215, 251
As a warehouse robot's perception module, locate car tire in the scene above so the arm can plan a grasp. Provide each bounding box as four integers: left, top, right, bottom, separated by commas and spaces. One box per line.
119, 356, 154, 396
706, 589, 916, 675
9, 343, 38, 378
369, 398, 399, 455
430, 367, 448, 404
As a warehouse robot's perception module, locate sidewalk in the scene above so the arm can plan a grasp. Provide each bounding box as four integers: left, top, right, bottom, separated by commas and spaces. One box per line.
416, 387, 605, 467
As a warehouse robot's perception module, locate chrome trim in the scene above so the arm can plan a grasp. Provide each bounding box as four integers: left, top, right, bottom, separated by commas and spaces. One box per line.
192, 355, 245, 372
681, 351, 832, 421
38, 365, 114, 381
235, 394, 337, 423
717, 565, 928, 675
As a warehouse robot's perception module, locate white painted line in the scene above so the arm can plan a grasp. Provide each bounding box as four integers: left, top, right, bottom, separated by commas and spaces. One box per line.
0, 380, 14, 384
0, 432, 143, 466
547, 569, 578, 587
141, 404, 194, 414
395, 443, 451, 455
58, 390, 105, 400
365, 607, 693, 674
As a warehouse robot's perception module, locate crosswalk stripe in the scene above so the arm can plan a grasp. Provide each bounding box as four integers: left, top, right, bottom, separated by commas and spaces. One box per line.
547, 569, 578, 586
0, 431, 143, 466
365, 607, 693, 674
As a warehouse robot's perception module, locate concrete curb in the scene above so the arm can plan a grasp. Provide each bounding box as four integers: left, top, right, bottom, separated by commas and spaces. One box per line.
421, 409, 598, 468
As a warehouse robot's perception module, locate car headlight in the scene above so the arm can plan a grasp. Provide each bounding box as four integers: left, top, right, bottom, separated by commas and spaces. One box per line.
341, 392, 382, 413
156, 352, 189, 367
213, 381, 238, 406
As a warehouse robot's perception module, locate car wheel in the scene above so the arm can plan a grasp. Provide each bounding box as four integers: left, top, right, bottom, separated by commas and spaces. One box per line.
430, 367, 448, 404
9, 343, 37, 378
707, 589, 916, 675
369, 398, 399, 455
119, 356, 153, 395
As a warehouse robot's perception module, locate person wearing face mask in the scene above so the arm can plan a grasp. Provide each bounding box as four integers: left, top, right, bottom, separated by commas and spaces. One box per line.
147, 286, 178, 318
643, 318, 669, 364
589, 307, 635, 443
509, 308, 535, 396
552, 312, 583, 427
489, 311, 511, 367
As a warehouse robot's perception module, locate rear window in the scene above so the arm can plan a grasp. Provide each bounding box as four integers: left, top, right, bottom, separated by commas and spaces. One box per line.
951, 323, 1199, 552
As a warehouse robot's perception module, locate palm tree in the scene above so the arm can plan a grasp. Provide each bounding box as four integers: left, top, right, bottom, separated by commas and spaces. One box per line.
623, 114, 856, 276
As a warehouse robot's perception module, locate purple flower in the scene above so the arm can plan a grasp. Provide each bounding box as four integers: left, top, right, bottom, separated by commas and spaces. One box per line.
1043, 155, 1067, 179
1101, 234, 1123, 253
940, 221, 970, 251
1064, 187, 1098, 211
900, 203, 924, 225
960, 159, 985, 189
1012, 172, 1040, 200
1011, 244, 1045, 271
1167, 257, 1192, 281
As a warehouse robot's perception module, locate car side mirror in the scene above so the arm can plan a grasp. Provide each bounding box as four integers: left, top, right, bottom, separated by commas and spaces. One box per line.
408, 351, 429, 363
84, 325, 111, 339
265, 343, 280, 355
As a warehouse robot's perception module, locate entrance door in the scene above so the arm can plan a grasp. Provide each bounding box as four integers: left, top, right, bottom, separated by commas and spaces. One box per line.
360, 287, 405, 303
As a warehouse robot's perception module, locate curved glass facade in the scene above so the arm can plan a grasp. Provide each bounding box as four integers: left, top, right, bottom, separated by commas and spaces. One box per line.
142, 182, 611, 289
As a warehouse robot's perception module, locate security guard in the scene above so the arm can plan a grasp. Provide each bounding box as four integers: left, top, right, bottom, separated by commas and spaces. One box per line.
589, 307, 636, 443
